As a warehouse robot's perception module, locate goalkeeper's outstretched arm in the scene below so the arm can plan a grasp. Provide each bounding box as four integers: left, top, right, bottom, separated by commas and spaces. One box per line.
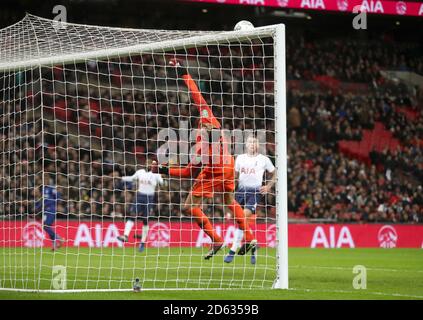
169, 58, 220, 128
156, 58, 220, 178
153, 161, 201, 178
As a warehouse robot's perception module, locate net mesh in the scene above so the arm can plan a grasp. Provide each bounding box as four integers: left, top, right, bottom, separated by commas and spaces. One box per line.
0, 14, 214, 67
0, 15, 278, 291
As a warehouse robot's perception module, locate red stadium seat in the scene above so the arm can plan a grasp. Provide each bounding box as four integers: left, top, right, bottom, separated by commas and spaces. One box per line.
78, 118, 90, 134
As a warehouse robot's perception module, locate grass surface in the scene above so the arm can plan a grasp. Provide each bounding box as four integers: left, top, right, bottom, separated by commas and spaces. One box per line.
0, 247, 422, 300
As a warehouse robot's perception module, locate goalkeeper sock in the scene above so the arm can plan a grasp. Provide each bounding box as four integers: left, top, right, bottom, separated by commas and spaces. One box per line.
141, 224, 149, 243
191, 207, 223, 243
124, 219, 135, 237
228, 201, 254, 242
230, 228, 244, 252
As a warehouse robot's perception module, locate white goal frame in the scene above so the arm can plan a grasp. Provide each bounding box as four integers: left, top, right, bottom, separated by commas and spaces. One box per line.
0, 20, 288, 292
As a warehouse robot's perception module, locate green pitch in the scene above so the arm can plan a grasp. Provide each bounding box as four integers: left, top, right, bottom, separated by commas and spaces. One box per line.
0, 247, 422, 300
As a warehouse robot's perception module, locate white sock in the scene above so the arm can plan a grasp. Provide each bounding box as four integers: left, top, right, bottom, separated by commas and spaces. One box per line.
141, 224, 149, 243
230, 228, 244, 252
124, 220, 134, 237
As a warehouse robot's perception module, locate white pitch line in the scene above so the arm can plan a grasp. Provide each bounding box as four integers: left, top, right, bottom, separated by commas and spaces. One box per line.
3, 262, 420, 273
2, 287, 422, 298
290, 265, 423, 273
289, 288, 423, 299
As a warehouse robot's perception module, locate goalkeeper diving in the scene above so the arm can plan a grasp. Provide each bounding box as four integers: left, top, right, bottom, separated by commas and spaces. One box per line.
152, 58, 256, 260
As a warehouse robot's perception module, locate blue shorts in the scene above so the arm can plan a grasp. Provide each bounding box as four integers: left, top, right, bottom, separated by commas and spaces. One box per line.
235, 187, 261, 214
130, 193, 156, 218
43, 212, 56, 226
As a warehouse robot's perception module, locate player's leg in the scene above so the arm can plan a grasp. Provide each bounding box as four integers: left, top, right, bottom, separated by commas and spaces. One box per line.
137, 217, 148, 252
183, 190, 224, 259
184, 193, 223, 244
233, 189, 260, 263
224, 189, 246, 263
224, 193, 256, 254
118, 217, 135, 242
43, 213, 63, 250
222, 171, 255, 245
118, 195, 138, 242
243, 208, 258, 264
225, 209, 254, 263
137, 194, 154, 253
249, 190, 262, 264
188, 177, 223, 243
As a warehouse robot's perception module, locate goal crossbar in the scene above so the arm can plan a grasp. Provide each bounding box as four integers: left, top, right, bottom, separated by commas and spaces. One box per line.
0, 15, 278, 72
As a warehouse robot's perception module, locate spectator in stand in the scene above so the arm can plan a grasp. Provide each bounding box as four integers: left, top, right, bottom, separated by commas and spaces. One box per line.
0, 30, 421, 224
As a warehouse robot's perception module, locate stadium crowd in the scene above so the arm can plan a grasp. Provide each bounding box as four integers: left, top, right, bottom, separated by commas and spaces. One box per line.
288, 131, 423, 223
0, 32, 422, 223
286, 36, 423, 83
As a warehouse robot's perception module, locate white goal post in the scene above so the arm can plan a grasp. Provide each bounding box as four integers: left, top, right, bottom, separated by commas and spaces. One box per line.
0, 14, 287, 292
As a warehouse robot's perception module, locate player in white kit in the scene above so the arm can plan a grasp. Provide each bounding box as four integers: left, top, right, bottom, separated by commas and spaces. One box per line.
224, 135, 276, 264
117, 162, 164, 252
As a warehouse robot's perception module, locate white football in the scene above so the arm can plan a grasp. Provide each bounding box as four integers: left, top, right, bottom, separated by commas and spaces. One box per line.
234, 20, 255, 31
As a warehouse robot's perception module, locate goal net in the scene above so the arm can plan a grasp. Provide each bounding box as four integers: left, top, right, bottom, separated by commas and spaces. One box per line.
0, 14, 287, 292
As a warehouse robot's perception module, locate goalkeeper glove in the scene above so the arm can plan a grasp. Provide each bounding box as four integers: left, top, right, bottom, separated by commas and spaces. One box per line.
151, 161, 169, 175
168, 58, 188, 77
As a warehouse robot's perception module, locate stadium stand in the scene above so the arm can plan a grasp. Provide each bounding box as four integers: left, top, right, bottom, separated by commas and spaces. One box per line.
0, 25, 422, 224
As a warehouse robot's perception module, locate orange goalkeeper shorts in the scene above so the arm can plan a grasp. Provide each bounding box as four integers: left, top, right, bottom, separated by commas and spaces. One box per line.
191, 169, 235, 198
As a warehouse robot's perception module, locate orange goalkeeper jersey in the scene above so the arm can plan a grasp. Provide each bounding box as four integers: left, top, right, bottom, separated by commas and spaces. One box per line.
168, 73, 234, 178
169, 135, 235, 198
168, 131, 234, 177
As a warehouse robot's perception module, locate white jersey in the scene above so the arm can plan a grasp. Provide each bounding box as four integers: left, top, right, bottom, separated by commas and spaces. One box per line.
235, 153, 275, 189
122, 169, 163, 195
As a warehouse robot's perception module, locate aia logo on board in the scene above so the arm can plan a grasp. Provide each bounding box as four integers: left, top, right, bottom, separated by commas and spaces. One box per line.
396, 1, 407, 15
148, 222, 171, 247
337, 0, 349, 11
22, 222, 45, 248
266, 224, 277, 248
277, 0, 289, 7
360, 0, 384, 13
377, 225, 398, 248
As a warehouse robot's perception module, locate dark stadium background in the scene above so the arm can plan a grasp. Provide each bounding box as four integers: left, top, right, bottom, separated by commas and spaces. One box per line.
2, 0, 423, 33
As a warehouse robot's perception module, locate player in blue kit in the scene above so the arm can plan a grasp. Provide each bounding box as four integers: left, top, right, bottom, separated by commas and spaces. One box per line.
35, 178, 65, 251
117, 163, 164, 252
